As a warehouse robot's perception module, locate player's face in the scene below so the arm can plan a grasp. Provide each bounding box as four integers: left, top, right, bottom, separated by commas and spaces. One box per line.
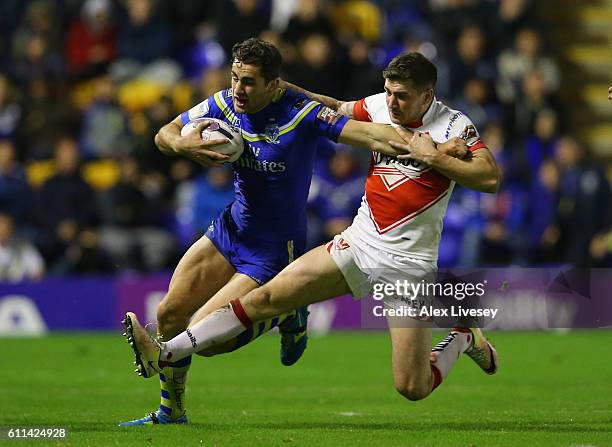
231, 62, 279, 114
384, 79, 433, 126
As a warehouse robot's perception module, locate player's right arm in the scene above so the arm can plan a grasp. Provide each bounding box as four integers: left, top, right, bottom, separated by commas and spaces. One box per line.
337, 119, 468, 159
155, 116, 231, 167
285, 81, 467, 158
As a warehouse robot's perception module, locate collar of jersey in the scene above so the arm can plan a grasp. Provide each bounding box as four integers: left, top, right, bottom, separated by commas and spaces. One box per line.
410, 96, 437, 129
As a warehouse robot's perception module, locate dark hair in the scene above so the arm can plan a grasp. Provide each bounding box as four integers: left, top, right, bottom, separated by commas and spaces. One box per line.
382, 52, 437, 91
231, 38, 282, 83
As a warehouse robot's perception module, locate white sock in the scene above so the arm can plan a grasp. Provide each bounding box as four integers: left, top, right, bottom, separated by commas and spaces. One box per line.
430, 331, 471, 381
161, 304, 248, 362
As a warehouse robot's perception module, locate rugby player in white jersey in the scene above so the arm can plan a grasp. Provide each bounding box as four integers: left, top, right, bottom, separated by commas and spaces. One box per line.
126, 52, 501, 403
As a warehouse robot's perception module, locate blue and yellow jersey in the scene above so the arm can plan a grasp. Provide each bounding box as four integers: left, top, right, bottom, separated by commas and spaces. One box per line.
180, 88, 349, 242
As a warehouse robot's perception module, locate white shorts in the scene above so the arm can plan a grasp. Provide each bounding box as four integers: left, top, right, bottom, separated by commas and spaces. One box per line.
326, 228, 437, 311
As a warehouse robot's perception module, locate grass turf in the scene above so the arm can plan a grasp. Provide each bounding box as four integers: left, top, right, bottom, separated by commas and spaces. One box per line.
2, 330, 611, 446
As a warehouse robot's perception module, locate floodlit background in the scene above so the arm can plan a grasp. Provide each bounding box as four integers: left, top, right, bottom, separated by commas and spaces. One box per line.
1, 2, 611, 445
0, 0, 610, 284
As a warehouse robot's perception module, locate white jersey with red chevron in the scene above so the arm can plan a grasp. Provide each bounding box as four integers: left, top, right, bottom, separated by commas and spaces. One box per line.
346, 93, 486, 262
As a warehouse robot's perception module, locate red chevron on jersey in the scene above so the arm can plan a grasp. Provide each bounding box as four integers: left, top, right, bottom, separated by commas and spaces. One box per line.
372, 165, 434, 190
365, 168, 450, 233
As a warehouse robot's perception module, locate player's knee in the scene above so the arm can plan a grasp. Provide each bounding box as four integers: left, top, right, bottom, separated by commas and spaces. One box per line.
157, 298, 189, 336
245, 287, 274, 313
395, 380, 430, 402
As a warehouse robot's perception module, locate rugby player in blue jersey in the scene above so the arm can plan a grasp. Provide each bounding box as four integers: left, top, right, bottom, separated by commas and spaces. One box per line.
120, 39, 466, 425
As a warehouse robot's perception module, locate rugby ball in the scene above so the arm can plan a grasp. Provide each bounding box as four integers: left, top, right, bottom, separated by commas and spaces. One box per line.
180, 118, 244, 163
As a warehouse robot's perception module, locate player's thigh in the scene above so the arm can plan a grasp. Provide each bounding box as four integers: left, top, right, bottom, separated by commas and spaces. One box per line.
243, 245, 352, 318
387, 317, 433, 389
158, 236, 235, 331
189, 272, 260, 325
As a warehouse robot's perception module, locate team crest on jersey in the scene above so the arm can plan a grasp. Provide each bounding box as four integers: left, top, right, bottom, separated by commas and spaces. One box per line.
264, 123, 280, 144
294, 98, 307, 109
316, 107, 340, 125
459, 124, 479, 144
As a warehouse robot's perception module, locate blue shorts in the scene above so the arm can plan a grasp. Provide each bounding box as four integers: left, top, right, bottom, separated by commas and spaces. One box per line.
205, 207, 305, 285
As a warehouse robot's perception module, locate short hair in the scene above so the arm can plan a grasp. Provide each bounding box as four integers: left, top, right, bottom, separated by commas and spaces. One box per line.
383, 52, 437, 91
231, 38, 282, 83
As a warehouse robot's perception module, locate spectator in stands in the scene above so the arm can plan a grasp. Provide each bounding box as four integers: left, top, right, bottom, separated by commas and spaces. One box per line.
448, 24, 496, 98
113, 0, 180, 84
132, 94, 176, 175
65, 0, 118, 80
175, 166, 234, 248
479, 158, 529, 265
80, 75, 133, 158
11, 1, 65, 85
282, 0, 335, 44
527, 158, 562, 264
453, 78, 502, 130
17, 78, 81, 161
344, 39, 382, 100
36, 136, 98, 265
497, 27, 560, 104
0, 212, 44, 281
99, 156, 176, 271
554, 137, 611, 266
286, 33, 342, 99
425, 0, 487, 52
489, 0, 534, 51
523, 107, 559, 175
308, 149, 364, 246
509, 68, 558, 139
116, 0, 172, 64
217, 0, 270, 54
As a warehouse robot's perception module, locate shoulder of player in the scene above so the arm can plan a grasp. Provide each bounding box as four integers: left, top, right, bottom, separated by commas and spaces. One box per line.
278, 90, 322, 123
282, 89, 316, 111
431, 102, 478, 140
357, 92, 387, 120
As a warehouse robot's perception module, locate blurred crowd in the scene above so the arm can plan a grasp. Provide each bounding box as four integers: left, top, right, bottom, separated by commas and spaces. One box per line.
0, 0, 610, 281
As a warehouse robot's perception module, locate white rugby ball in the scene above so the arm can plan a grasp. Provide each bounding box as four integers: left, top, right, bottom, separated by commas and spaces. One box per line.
180, 118, 244, 163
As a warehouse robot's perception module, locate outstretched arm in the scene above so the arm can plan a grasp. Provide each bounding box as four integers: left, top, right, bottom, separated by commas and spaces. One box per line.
337, 119, 468, 159
155, 116, 231, 167
282, 80, 358, 118
283, 80, 468, 158
390, 130, 500, 193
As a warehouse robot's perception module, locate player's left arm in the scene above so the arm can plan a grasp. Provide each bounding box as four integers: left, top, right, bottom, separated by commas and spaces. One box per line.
390, 129, 500, 193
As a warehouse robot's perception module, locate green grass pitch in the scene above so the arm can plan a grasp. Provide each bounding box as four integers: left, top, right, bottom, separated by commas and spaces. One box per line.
2, 330, 611, 446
